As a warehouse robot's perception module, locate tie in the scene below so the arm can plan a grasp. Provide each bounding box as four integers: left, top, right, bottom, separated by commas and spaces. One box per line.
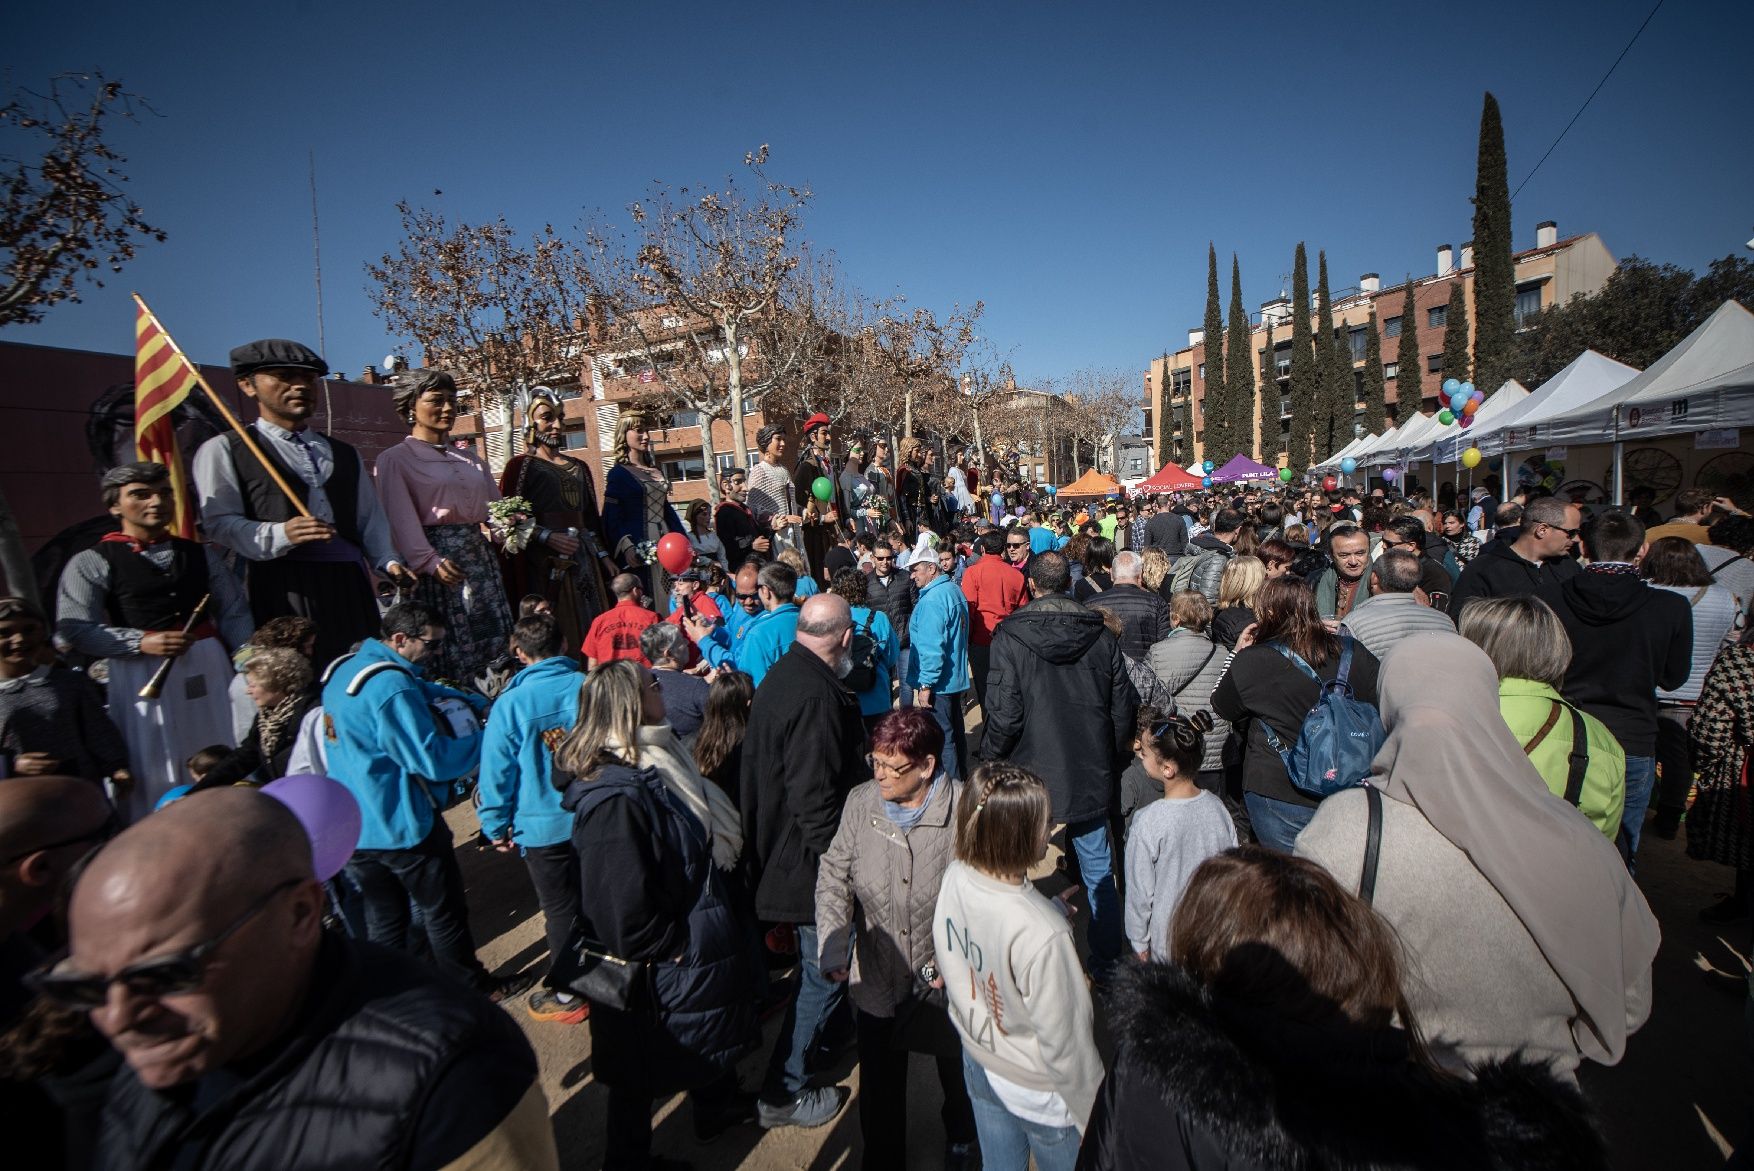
286, 429, 323, 485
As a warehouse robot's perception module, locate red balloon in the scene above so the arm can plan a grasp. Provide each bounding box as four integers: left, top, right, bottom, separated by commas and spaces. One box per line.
656, 532, 694, 574
1322, 475, 1338, 491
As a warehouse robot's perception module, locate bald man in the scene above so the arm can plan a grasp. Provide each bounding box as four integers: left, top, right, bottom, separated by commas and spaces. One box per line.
739, 593, 865, 1129
37, 789, 557, 1171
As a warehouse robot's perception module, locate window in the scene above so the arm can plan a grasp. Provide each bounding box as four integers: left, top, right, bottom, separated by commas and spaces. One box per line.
661, 457, 708, 482
1426, 354, 1444, 373
669, 409, 700, 429
1171, 369, 1191, 396
1427, 305, 1447, 329
1384, 316, 1402, 338
563, 429, 590, 450
1515, 284, 1543, 325
1274, 343, 1293, 377
1129, 456, 1144, 473
1384, 362, 1399, 380
1197, 363, 1206, 380
1348, 327, 1367, 362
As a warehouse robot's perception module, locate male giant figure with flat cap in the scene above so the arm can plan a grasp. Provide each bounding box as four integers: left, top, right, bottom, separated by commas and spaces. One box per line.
192, 340, 408, 668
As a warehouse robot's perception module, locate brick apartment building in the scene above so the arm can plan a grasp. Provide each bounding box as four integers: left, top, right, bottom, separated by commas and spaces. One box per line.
1144, 221, 1617, 469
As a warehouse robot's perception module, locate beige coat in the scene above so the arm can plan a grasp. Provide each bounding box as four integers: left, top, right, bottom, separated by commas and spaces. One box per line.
814, 776, 960, 1017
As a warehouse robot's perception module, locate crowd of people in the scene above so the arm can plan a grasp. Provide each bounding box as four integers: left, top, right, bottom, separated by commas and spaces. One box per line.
0, 338, 1746, 1169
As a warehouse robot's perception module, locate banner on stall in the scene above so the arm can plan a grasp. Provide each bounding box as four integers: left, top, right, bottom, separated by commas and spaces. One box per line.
1696, 429, 1741, 450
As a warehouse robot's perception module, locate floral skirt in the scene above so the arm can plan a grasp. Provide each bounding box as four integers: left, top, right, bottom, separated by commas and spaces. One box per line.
414, 524, 513, 690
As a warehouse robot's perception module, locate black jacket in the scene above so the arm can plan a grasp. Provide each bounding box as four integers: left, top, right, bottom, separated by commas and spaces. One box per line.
714, 500, 764, 566
865, 567, 915, 649
194, 689, 319, 790
95, 934, 543, 1171
563, 764, 758, 1091
1447, 539, 1578, 619
1088, 583, 1172, 660
1145, 512, 1189, 557
1547, 570, 1692, 756
1210, 636, 1381, 809
1209, 605, 1256, 651
982, 593, 1138, 825
1077, 962, 1605, 1171
740, 644, 868, 921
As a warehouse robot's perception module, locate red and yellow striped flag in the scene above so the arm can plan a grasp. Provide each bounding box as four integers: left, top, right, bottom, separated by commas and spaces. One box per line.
134, 301, 200, 539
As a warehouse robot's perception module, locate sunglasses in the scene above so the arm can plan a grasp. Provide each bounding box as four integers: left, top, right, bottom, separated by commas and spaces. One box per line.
0, 808, 119, 866
873, 555, 895, 562
735, 591, 760, 601
27, 876, 303, 1010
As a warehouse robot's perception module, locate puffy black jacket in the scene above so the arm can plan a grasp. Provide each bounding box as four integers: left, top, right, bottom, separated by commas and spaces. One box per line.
1447, 539, 1578, 619
865, 568, 915, 649
1087, 583, 1172, 660
740, 644, 868, 921
1077, 962, 1606, 1171
1547, 570, 1692, 756
563, 764, 759, 1092
94, 934, 548, 1171
982, 593, 1138, 825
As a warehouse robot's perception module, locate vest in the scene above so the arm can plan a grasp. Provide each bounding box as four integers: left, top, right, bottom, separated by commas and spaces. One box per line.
96, 538, 209, 631
225, 428, 364, 547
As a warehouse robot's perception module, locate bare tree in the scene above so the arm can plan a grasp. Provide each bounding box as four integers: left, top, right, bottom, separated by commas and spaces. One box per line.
1, 72, 165, 327
869, 301, 982, 442
366, 205, 593, 469
583, 147, 813, 500
1058, 368, 1139, 477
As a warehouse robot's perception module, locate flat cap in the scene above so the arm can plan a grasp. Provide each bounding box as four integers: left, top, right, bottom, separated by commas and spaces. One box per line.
230, 339, 329, 378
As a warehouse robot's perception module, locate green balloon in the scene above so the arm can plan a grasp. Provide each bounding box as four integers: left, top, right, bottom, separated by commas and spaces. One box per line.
811, 476, 834, 502
1278, 468, 1293, 482
1438, 409, 1455, 425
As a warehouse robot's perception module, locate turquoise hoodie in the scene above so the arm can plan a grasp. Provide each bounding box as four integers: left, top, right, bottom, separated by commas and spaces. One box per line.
320, 638, 486, 851
739, 603, 800, 686
906, 573, 971, 695
475, 655, 584, 847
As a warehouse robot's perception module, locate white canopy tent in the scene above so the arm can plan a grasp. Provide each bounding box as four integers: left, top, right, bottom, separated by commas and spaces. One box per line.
1469, 349, 1642, 458
1365, 412, 1440, 467
1314, 433, 1373, 471
1347, 424, 1403, 467
1415, 380, 1531, 463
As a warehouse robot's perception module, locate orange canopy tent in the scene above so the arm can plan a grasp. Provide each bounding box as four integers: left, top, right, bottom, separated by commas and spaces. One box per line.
1055, 468, 1121, 501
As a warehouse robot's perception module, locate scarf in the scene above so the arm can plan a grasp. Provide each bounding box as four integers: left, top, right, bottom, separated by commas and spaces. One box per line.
255, 692, 307, 764
882, 772, 945, 831
1369, 632, 1661, 1065
1586, 561, 1640, 576
608, 724, 743, 871
99, 530, 170, 555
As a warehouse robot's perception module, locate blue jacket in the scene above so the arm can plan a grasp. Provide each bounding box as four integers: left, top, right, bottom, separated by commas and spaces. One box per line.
321, 639, 486, 851
475, 656, 583, 848
848, 604, 900, 717
906, 573, 970, 695
698, 601, 765, 671
739, 603, 799, 686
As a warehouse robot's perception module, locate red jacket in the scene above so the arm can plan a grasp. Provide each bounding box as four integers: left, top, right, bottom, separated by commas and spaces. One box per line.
960, 554, 1027, 646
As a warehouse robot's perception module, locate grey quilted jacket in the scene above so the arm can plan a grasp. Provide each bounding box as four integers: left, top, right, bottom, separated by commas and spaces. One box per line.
814, 776, 961, 1017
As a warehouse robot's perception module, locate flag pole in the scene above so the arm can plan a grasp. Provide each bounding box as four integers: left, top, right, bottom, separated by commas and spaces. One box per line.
131, 293, 313, 519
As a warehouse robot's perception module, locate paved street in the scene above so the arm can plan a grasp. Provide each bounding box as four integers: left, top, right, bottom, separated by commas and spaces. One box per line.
451, 752, 1751, 1170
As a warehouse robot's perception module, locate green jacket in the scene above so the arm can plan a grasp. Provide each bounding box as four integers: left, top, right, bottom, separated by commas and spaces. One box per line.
1498, 678, 1625, 838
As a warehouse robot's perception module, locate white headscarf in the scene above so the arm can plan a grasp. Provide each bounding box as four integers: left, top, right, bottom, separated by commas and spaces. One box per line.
1371, 632, 1661, 1065
607, 723, 743, 871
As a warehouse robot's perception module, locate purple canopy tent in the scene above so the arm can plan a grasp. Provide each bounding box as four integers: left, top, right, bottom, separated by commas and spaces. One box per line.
1210, 454, 1279, 484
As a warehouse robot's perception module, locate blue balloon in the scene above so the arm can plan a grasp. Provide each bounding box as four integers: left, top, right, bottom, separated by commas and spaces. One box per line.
1441, 378, 1461, 395
1340, 457, 1357, 474
155, 784, 194, 811
1460, 382, 1475, 397
1044, 485, 1056, 495
1202, 475, 1213, 488
1202, 460, 1215, 473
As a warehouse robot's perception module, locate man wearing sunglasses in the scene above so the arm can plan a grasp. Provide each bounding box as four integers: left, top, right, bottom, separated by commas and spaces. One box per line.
42, 788, 556, 1169
1447, 496, 1583, 621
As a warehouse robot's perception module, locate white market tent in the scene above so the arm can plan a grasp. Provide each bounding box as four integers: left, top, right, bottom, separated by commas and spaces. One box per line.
1415, 380, 1531, 463
1466, 349, 1642, 458
1347, 424, 1403, 467
1365, 412, 1440, 467
1185, 461, 1205, 477
1314, 433, 1372, 471
1538, 300, 1754, 444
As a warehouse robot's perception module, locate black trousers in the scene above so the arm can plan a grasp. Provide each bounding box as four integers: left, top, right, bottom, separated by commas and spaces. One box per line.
522, 842, 581, 983
347, 819, 491, 991
605, 1072, 740, 1169
855, 1008, 975, 1168
1655, 706, 1695, 819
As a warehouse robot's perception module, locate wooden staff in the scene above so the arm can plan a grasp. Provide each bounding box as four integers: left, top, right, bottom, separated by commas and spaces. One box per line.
138, 593, 211, 700
131, 293, 313, 520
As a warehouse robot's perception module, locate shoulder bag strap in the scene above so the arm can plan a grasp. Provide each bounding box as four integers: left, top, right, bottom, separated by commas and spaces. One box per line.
1561, 703, 1590, 807
1173, 642, 1220, 697
1360, 785, 1384, 906
1268, 641, 1322, 683
1691, 586, 1710, 608
1334, 633, 1355, 689
1521, 701, 1565, 755
1711, 554, 1747, 578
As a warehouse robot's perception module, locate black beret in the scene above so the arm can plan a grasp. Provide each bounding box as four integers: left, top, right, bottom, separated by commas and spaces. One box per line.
230, 339, 329, 378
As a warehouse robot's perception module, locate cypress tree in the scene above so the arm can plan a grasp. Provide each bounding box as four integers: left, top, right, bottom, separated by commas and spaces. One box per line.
1287, 243, 1316, 471
1361, 310, 1388, 436
1225, 253, 1254, 462
1201, 244, 1227, 460
1395, 278, 1422, 419
1313, 251, 1340, 463
1472, 91, 1516, 394
1442, 279, 1471, 386
1158, 350, 1172, 467
1258, 321, 1281, 464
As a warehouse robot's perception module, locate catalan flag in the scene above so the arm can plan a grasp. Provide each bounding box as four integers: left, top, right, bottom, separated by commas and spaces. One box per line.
133, 301, 200, 539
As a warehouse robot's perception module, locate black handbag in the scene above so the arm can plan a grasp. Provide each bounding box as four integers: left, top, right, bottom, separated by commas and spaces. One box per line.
889, 981, 959, 1058
551, 940, 650, 1012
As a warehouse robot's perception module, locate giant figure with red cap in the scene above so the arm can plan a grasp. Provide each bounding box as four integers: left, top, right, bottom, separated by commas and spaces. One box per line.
791, 412, 843, 582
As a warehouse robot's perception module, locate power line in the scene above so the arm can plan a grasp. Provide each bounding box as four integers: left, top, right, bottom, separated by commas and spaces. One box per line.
1510, 0, 1665, 202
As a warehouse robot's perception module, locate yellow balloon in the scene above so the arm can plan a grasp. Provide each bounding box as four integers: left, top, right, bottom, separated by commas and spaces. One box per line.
1461, 447, 1482, 469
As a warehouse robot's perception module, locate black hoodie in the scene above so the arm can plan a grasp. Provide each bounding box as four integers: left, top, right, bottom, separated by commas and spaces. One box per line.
1447, 538, 1579, 619
1547, 570, 1691, 756
982, 593, 1138, 824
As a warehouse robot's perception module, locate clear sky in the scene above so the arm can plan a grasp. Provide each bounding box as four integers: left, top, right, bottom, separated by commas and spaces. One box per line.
6, 0, 1749, 388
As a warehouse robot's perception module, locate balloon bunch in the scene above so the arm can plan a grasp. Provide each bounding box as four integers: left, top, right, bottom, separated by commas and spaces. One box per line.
1437, 378, 1483, 429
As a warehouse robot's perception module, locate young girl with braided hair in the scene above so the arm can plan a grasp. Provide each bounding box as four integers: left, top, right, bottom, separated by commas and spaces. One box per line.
1123, 710, 1238, 961
933, 763, 1103, 1168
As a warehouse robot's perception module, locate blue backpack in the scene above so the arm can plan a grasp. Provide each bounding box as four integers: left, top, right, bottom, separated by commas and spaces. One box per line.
1259, 635, 1385, 799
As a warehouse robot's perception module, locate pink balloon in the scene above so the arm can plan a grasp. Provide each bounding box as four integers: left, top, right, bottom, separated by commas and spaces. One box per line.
262, 774, 362, 881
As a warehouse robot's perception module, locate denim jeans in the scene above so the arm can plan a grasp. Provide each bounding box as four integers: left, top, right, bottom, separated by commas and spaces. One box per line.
1620, 755, 1657, 871
762, 923, 846, 1102
896, 649, 914, 708
1245, 791, 1316, 853
1065, 817, 1121, 974
346, 818, 491, 991
930, 690, 970, 781
960, 1049, 1081, 1171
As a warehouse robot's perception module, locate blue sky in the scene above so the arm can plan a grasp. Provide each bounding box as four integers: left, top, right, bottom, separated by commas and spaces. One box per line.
6, 0, 1749, 388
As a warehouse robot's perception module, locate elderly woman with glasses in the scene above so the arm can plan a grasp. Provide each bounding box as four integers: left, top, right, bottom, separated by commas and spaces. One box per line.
816, 708, 975, 1168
